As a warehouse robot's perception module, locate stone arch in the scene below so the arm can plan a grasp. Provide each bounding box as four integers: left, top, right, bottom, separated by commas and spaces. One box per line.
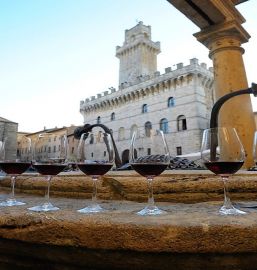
121, 149, 130, 165
118, 127, 125, 140
130, 124, 138, 138
144, 121, 152, 137
177, 115, 187, 131
160, 118, 169, 134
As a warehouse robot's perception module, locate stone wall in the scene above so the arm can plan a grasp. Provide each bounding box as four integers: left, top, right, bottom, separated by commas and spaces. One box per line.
0, 117, 18, 160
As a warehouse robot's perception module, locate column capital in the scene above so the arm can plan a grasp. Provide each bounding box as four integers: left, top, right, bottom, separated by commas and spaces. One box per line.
194, 20, 250, 56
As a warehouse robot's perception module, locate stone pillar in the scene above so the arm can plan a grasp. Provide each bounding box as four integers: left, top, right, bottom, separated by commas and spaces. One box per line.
195, 22, 256, 168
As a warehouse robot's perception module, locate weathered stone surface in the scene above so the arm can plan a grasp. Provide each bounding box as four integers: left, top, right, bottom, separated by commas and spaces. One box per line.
1, 171, 257, 269
1, 170, 257, 203
0, 194, 257, 253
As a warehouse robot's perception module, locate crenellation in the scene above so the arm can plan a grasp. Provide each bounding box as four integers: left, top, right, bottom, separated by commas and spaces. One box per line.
200, 63, 207, 69
176, 63, 184, 69
154, 71, 160, 77
165, 67, 172, 73
190, 58, 199, 65
81, 63, 214, 112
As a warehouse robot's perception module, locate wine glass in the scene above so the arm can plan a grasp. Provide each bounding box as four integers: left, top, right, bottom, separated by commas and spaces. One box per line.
0, 135, 32, 206
28, 133, 68, 212
201, 127, 246, 215
129, 129, 170, 216
76, 131, 115, 213
236, 130, 257, 208
253, 131, 257, 168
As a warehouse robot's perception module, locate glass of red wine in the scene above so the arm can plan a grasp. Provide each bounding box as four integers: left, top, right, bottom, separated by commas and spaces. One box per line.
130, 129, 170, 216
76, 131, 115, 213
28, 133, 68, 212
236, 131, 257, 209
201, 127, 246, 215
0, 135, 32, 206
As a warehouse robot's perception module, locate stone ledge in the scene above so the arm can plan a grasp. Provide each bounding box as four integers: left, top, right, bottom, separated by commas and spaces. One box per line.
1, 171, 257, 268
0, 194, 257, 253
1, 170, 257, 203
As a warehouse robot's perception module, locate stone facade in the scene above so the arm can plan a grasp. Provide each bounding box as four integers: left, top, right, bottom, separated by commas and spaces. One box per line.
0, 117, 18, 160
80, 22, 214, 164
17, 125, 80, 163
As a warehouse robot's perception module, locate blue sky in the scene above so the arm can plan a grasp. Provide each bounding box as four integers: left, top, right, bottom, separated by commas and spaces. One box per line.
0, 0, 256, 132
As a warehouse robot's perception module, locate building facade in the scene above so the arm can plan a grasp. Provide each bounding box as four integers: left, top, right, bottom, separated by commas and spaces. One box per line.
80, 22, 214, 164
17, 125, 80, 163
0, 117, 18, 160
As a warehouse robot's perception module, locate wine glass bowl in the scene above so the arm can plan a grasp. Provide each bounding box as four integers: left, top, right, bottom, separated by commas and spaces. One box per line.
130, 129, 170, 216
0, 135, 31, 206
76, 131, 115, 213
28, 133, 68, 212
201, 127, 246, 215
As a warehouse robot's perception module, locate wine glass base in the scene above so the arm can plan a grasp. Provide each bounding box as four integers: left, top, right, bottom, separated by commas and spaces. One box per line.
28, 202, 59, 212
137, 205, 167, 216
234, 202, 257, 209
0, 198, 26, 207
78, 204, 105, 214
219, 205, 246, 215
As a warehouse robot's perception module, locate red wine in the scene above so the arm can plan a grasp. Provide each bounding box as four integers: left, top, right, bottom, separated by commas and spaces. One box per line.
33, 164, 67, 175
204, 161, 244, 175
77, 163, 113, 176
131, 163, 168, 177
0, 162, 31, 175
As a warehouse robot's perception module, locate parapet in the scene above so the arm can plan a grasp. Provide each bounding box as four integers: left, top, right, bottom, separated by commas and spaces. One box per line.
80, 58, 213, 106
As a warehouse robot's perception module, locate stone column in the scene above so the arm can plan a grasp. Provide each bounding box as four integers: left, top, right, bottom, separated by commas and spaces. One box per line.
195, 22, 256, 168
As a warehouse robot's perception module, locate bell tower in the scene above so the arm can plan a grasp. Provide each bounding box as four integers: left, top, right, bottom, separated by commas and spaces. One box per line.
116, 21, 160, 86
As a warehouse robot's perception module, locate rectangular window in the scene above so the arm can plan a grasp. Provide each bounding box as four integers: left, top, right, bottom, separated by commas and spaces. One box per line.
147, 148, 151, 155
71, 147, 74, 154
176, 147, 182, 156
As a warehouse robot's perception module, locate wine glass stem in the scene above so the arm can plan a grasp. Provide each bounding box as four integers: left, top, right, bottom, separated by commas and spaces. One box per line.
10, 176, 16, 200
45, 175, 52, 205
92, 176, 98, 204
147, 177, 155, 206
222, 176, 233, 209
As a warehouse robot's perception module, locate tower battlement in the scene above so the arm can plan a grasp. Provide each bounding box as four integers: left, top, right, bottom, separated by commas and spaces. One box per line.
80, 58, 213, 107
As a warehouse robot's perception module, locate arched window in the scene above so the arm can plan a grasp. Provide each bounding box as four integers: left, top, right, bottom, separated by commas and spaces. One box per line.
177, 115, 187, 131
130, 124, 138, 138
97, 116, 101, 124
118, 127, 125, 141
168, 97, 175, 107
160, 118, 169, 134
142, 104, 148, 113
145, 121, 152, 137
89, 134, 94, 144
111, 112, 115, 121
